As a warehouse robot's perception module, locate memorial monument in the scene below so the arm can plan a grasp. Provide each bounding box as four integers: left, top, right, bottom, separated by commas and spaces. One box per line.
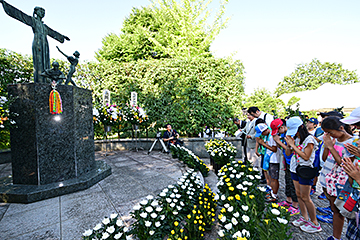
0, 0, 111, 203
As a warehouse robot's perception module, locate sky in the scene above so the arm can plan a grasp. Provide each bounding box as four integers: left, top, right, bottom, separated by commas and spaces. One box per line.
1, 0, 360, 95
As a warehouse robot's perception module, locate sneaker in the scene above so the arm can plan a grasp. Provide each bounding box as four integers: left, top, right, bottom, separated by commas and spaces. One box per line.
278, 201, 292, 208
317, 214, 333, 224
317, 206, 332, 214
310, 189, 315, 196
318, 193, 327, 200
326, 236, 337, 240
292, 216, 308, 227
265, 195, 277, 203
300, 221, 322, 233
288, 206, 300, 216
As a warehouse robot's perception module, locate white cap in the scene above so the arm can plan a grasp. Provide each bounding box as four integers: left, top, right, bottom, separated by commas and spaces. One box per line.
341, 107, 360, 125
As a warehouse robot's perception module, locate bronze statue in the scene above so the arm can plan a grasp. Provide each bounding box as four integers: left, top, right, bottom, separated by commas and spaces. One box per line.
41, 61, 66, 84
0, 0, 70, 83
56, 46, 79, 86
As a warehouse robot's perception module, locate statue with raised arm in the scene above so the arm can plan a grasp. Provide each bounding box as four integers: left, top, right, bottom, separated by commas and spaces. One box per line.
56, 46, 79, 87
41, 61, 66, 84
0, 0, 70, 83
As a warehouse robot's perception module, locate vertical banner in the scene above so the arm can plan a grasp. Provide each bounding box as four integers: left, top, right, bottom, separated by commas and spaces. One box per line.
103, 89, 111, 106
131, 91, 137, 106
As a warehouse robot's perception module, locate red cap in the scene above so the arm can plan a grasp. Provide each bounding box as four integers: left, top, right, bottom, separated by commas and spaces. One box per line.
270, 118, 283, 135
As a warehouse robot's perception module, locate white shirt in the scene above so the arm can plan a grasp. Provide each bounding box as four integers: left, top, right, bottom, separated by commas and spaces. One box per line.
266, 135, 279, 164
259, 112, 274, 128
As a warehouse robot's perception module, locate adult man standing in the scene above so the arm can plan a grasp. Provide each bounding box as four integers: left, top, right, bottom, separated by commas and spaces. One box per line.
244, 112, 259, 169
247, 107, 274, 127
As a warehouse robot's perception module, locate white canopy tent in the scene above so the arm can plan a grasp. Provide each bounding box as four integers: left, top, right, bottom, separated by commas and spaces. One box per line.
279, 83, 360, 111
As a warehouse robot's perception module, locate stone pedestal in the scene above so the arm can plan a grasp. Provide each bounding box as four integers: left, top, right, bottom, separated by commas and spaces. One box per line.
0, 83, 111, 203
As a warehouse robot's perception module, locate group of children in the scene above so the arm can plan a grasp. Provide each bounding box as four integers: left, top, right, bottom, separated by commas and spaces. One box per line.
251, 107, 360, 240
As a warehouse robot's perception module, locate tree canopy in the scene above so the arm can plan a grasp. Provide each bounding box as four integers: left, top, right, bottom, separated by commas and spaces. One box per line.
96, 0, 229, 61
275, 58, 359, 97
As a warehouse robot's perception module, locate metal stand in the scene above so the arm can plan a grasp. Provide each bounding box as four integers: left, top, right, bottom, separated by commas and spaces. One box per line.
104, 126, 112, 156
148, 132, 168, 154
130, 124, 144, 151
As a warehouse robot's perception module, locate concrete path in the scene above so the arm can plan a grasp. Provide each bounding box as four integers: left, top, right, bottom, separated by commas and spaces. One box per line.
0, 150, 348, 240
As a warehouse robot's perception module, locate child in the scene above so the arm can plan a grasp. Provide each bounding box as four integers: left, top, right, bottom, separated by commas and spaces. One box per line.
255, 123, 279, 202
270, 118, 299, 216
285, 116, 321, 233
321, 116, 357, 240
307, 117, 318, 136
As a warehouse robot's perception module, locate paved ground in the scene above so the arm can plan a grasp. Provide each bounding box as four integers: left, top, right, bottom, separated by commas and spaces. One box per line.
0, 150, 349, 239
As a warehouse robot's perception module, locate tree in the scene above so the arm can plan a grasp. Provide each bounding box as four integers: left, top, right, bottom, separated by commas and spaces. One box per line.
244, 88, 285, 118
275, 59, 359, 97
96, 0, 230, 61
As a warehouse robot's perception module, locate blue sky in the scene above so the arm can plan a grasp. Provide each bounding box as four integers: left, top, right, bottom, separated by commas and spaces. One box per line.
1, 0, 359, 95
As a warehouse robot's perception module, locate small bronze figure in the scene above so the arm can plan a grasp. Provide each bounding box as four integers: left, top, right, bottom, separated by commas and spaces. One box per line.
56, 46, 79, 86
41, 61, 66, 84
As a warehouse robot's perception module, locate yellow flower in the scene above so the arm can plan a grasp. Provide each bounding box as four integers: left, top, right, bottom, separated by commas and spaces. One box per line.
187, 214, 191, 219
218, 214, 223, 219
171, 230, 175, 234
221, 208, 226, 213
174, 221, 179, 226
225, 178, 230, 182
199, 201, 203, 205
242, 191, 247, 196
180, 229, 184, 233
248, 168, 253, 171
194, 220, 197, 224
229, 187, 234, 191
223, 168, 228, 172
185, 236, 188, 239
192, 210, 196, 214
281, 206, 286, 210
228, 196, 234, 201
272, 203, 279, 208
241, 165, 246, 168
249, 195, 255, 199
264, 219, 270, 225
238, 161, 243, 164
235, 194, 241, 200
227, 182, 232, 186
196, 216, 199, 220
199, 226, 202, 231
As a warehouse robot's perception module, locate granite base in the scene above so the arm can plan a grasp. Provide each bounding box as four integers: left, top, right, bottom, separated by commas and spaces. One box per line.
0, 160, 111, 203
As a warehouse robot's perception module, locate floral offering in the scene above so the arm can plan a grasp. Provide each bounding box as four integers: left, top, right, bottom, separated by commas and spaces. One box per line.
204, 139, 237, 166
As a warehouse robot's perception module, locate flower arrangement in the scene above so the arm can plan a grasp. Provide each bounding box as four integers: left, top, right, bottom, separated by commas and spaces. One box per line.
169, 144, 209, 177
0, 95, 16, 149
216, 160, 292, 240
122, 104, 149, 126
93, 104, 121, 128
83, 169, 217, 240
82, 213, 129, 240
204, 139, 237, 166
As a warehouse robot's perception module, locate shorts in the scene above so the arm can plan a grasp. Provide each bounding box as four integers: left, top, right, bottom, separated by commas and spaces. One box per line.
269, 163, 280, 180
291, 172, 314, 186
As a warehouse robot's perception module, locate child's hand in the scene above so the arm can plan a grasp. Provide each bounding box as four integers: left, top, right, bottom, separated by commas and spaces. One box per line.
323, 132, 335, 149
344, 143, 360, 158
285, 136, 295, 147
342, 157, 360, 182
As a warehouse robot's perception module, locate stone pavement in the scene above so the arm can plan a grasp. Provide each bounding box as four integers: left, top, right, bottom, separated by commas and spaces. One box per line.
0, 150, 349, 239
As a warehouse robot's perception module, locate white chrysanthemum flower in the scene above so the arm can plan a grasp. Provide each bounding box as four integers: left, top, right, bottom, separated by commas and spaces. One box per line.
151, 200, 159, 206
218, 229, 225, 237
145, 206, 153, 213
106, 226, 115, 234
242, 205, 249, 211
258, 186, 267, 192
242, 215, 250, 222
116, 219, 123, 226
214, 194, 219, 200
114, 232, 123, 239
173, 211, 178, 215
220, 216, 226, 222
233, 212, 240, 217
271, 209, 281, 216
242, 229, 250, 237
166, 198, 172, 203
155, 221, 161, 227
94, 224, 102, 231
140, 200, 148, 205
156, 207, 162, 212
151, 213, 157, 218
228, 206, 234, 212
145, 221, 152, 227
149, 230, 155, 235
102, 218, 110, 225
170, 203, 175, 208
247, 175, 254, 180
102, 232, 110, 239
160, 215, 165, 220
110, 213, 118, 219
140, 212, 147, 218
230, 174, 235, 178
233, 231, 242, 238
224, 223, 232, 230
231, 217, 238, 225
255, 175, 262, 179
83, 229, 92, 237
224, 203, 230, 208
159, 192, 166, 197
277, 217, 288, 224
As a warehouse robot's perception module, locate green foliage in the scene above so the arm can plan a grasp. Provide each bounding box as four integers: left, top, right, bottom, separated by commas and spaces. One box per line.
0, 48, 33, 96
275, 58, 359, 97
96, 0, 229, 61
86, 57, 245, 137
244, 88, 285, 117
